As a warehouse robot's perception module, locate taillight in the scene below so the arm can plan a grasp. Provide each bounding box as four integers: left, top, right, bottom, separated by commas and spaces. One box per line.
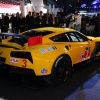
10, 51, 33, 63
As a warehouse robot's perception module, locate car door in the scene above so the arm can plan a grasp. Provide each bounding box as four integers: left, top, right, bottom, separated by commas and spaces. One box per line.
66, 32, 94, 64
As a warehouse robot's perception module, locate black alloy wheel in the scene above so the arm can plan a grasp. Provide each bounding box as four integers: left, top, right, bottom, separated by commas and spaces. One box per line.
51, 55, 72, 84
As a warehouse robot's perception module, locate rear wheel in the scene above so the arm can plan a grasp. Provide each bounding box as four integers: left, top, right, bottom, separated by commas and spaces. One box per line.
51, 55, 72, 84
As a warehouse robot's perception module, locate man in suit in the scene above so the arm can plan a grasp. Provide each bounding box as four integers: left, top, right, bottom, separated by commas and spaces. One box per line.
14, 12, 20, 34
4, 13, 9, 32
43, 11, 52, 27
51, 14, 57, 27
0, 14, 8, 39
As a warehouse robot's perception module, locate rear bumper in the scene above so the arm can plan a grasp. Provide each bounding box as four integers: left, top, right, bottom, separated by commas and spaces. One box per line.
0, 63, 36, 76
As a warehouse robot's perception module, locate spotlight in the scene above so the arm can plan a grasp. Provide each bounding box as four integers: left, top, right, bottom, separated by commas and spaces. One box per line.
81, 4, 86, 8
94, 5, 97, 8
92, 0, 99, 4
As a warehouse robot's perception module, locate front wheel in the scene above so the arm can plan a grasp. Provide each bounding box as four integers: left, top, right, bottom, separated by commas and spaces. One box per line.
51, 55, 72, 84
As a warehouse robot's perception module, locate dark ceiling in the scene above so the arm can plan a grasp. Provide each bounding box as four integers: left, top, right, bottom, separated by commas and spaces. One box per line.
0, 0, 98, 8
53, 0, 94, 7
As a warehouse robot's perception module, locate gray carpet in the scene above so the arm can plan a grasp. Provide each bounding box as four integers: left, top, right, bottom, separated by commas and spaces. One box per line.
65, 74, 100, 100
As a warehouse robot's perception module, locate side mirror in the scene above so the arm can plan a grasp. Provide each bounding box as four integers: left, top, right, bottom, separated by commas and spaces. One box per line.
88, 38, 92, 42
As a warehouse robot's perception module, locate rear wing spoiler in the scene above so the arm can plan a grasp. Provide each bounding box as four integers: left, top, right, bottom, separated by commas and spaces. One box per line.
0, 33, 42, 46
0, 33, 28, 40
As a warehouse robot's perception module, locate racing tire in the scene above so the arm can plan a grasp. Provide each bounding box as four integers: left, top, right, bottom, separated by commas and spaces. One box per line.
51, 55, 72, 85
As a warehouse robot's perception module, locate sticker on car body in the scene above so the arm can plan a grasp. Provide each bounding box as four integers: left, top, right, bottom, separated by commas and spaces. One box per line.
41, 68, 48, 74
40, 46, 57, 54
79, 47, 91, 60
10, 58, 19, 63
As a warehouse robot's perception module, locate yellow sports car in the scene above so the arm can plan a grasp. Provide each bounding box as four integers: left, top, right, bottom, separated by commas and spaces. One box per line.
0, 27, 100, 84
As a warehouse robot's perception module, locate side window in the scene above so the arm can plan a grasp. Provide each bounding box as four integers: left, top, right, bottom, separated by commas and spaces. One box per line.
68, 33, 79, 42
75, 32, 88, 42
75, 34, 84, 42
50, 34, 70, 42
68, 32, 88, 42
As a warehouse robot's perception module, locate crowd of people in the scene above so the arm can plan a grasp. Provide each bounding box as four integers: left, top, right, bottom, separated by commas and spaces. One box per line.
74, 13, 100, 37
1, 11, 100, 37
0, 11, 63, 34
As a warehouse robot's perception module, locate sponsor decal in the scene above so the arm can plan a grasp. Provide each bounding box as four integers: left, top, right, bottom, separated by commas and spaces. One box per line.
10, 58, 19, 63
79, 52, 85, 60
41, 68, 48, 74
79, 47, 91, 60
40, 46, 57, 54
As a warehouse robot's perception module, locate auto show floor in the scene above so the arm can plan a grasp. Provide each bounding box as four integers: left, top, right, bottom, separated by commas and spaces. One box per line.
0, 58, 100, 100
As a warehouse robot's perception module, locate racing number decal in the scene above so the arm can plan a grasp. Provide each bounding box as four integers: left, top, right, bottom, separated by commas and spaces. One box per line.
22, 60, 27, 68
84, 47, 91, 58
80, 47, 91, 60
